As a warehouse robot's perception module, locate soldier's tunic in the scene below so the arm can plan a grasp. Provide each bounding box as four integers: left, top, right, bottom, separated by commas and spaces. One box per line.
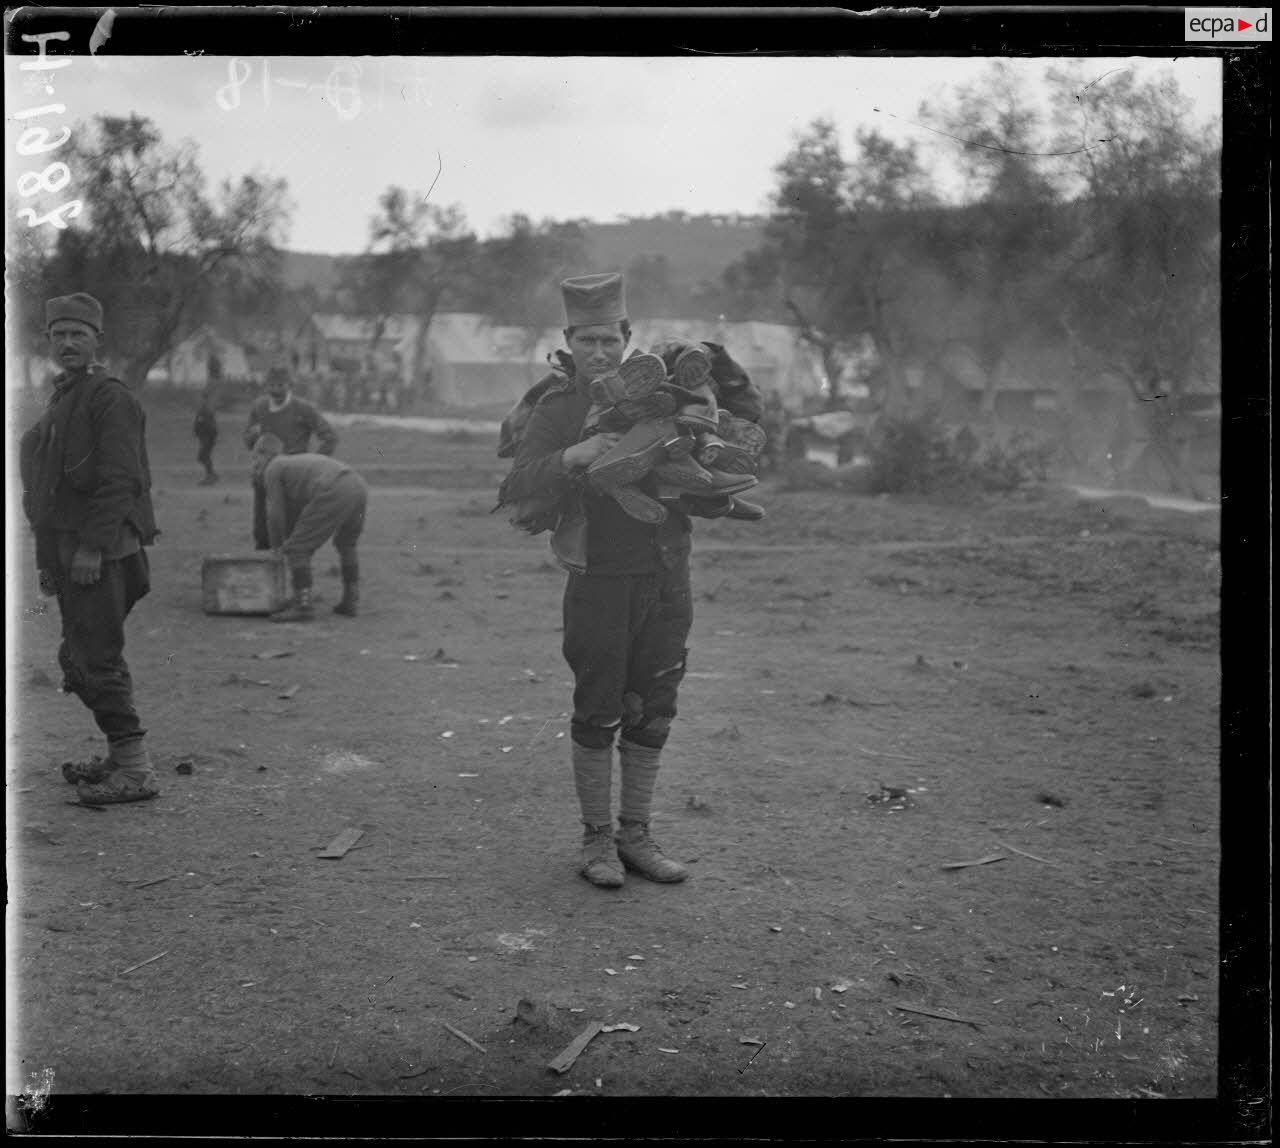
261, 452, 367, 566
19, 365, 158, 746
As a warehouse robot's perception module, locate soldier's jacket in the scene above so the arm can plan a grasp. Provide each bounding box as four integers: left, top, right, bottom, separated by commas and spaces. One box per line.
19, 365, 158, 571
193, 407, 218, 442
496, 340, 765, 574
243, 394, 338, 455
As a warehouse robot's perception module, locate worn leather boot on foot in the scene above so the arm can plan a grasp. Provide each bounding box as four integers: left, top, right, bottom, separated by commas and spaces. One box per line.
77, 769, 160, 805
77, 739, 159, 805
271, 588, 315, 623
61, 755, 110, 784
333, 582, 359, 617
616, 821, 688, 883
580, 824, 625, 888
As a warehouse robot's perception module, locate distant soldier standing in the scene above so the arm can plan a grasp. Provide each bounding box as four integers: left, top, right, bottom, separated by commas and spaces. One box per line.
19, 293, 161, 804
251, 434, 368, 621
193, 390, 219, 485
243, 365, 338, 550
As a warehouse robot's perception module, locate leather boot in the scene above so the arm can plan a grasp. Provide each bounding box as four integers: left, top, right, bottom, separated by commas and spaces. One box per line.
588, 352, 667, 407
271, 586, 315, 623
334, 581, 359, 617
725, 496, 767, 521
708, 412, 768, 474
581, 823, 625, 888
615, 820, 688, 883
655, 470, 758, 500
652, 453, 717, 492
674, 381, 721, 434
605, 484, 668, 525
76, 738, 159, 805
587, 416, 684, 488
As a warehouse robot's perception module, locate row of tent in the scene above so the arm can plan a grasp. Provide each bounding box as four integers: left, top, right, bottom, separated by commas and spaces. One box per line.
145, 313, 837, 409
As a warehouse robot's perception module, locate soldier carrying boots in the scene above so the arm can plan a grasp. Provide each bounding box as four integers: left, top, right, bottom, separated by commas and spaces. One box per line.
19, 293, 162, 804
496, 272, 766, 890
251, 434, 368, 622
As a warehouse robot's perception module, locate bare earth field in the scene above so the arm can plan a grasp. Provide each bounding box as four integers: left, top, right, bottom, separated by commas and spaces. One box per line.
6, 396, 1232, 1130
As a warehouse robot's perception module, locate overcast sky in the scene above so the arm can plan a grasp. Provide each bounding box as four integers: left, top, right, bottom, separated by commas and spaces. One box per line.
5, 55, 1221, 255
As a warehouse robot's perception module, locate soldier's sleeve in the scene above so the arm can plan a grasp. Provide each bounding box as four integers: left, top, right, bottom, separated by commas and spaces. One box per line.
19, 424, 41, 526
77, 383, 147, 553
497, 395, 579, 508
310, 404, 339, 455
243, 398, 264, 448
264, 466, 289, 550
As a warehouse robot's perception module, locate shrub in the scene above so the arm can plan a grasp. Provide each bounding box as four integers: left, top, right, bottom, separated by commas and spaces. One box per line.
864, 409, 1054, 495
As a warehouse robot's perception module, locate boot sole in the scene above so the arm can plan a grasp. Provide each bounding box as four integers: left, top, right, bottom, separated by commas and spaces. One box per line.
580, 869, 625, 888
607, 486, 668, 524
618, 856, 689, 883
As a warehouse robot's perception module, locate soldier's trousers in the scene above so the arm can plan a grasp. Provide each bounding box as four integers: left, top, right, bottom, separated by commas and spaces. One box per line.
252, 480, 269, 550
53, 550, 150, 745
282, 472, 368, 568
562, 560, 692, 751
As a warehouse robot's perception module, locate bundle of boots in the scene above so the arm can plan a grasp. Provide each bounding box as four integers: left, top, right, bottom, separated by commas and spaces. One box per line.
583, 344, 769, 525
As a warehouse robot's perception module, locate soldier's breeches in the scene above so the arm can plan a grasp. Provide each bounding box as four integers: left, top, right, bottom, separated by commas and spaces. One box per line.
54, 551, 150, 744
562, 563, 692, 750
281, 473, 368, 567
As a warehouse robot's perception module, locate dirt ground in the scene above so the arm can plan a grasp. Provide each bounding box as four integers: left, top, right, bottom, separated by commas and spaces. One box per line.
7, 394, 1223, 1108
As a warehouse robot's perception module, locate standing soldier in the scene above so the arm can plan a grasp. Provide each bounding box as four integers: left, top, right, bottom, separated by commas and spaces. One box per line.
19, 293, 161, 804
243, 364, 338, 550
251, 434, 368, 621
193, 390, 219, 485
499, 272, 730, 890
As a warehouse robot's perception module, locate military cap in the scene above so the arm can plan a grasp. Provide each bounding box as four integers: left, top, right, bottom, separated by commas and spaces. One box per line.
45, 292, 103, 332
561, 272, 627, 327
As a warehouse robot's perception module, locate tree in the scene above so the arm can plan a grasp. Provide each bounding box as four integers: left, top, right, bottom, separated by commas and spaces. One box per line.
1046, 65, 1220, 497
43, 114, 291, 387
475, 214, 587, 365
346, 188, 477, 395
921, 63, 1070, 415
719, 119, 941, 411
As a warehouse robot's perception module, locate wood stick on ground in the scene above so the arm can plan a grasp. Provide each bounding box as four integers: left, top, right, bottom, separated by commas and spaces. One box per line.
441, 1022, 486, 1054
547, 1021, 604, 1075
318, 828, 365, 859
119, 950, 170, 976
327, 1040, 339, 1068
940, 854, 1006, 870
135, 875, 174, 888
893, 1002, 985, 1029
853, 744, 919, 761
993, 839, 1059, 867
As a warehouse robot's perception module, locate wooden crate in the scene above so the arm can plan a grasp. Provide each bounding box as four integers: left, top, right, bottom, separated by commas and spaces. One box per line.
201, 553, 287, 616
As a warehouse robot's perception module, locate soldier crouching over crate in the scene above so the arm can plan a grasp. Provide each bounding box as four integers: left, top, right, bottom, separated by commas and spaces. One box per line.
251, 434, 368, 622
19, 293, 161, 804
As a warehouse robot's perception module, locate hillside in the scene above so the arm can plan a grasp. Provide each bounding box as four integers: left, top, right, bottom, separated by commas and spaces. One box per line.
279, 213, 769, 298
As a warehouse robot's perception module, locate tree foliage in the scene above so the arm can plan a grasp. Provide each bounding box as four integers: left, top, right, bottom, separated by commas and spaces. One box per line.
30, 114, 291, 386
